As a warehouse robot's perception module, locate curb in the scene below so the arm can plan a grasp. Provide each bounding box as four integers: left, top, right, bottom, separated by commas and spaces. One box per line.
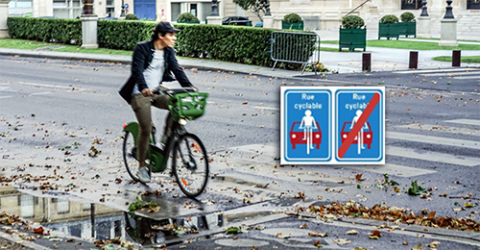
0, 49, 319, 80
0, 231, 51, 250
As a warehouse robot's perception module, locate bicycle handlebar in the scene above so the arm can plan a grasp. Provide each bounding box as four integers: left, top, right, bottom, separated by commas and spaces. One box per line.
152, 87, 197, 97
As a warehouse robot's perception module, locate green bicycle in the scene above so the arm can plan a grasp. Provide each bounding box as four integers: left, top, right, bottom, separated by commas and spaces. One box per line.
122, 88, 209, 198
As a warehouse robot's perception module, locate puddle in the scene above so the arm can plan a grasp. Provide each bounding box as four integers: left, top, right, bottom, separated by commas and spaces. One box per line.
0, 185, 224, 248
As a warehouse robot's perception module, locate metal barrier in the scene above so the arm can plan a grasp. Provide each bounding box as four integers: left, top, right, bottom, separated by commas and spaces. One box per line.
270, 31, 320, 75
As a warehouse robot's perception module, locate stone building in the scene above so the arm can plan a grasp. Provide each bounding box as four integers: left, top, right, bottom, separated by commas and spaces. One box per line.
5, 0, 480, 35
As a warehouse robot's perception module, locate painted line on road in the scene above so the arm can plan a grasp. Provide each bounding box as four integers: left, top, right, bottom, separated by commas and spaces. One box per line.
30, 92, 52, 96
387, 146, 480, 167
387, 131, 480, 150
393, 68, 478, 74
451, 76, 480, 80
253, 106, 280, 111
230, 144, 278, 157
0, 96, 13, 99
348, 164, 436, 177
444, 119, 480, 126
396, 124, 479, 136
420, 71, 480, 77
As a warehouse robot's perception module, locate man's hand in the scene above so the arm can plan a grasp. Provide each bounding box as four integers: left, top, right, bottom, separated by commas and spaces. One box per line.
141, 88, 153, 97
192, 86, 199, 92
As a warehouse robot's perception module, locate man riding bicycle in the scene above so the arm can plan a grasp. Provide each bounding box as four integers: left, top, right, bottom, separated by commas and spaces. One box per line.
119, 22, 198, 183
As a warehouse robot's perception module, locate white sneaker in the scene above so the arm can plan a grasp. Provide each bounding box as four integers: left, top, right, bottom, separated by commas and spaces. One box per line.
136, 167, 151, 183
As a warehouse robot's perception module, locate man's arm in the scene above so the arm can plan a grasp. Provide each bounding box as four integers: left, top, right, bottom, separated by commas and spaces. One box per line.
168, 50, 194, 88
131, 44, 148, 92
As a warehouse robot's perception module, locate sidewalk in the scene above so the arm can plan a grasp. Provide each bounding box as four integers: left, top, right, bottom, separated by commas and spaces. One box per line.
1, 35, 479, 76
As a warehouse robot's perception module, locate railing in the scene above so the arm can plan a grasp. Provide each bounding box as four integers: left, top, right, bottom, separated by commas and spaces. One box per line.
270, 31, 321, 75
344, 0, 371, 17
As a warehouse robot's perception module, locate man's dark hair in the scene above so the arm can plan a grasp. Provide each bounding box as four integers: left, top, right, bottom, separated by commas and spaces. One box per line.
151, 22, 180, 41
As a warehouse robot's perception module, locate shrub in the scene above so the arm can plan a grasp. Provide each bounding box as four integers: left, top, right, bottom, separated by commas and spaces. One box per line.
177, 12, 199, 22
7, 17, 81, 44
400, 12, 415, 22
7, 17, 317, 68
283, 13, 302, 23
125, 14, 138, 20
341, 15, 365, 29
380, 14, 399, 24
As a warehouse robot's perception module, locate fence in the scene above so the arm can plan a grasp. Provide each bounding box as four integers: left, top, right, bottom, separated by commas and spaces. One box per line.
270, 31, 320, 75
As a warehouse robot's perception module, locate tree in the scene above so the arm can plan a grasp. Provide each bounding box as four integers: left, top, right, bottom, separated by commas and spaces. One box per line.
233, 0, 269, 21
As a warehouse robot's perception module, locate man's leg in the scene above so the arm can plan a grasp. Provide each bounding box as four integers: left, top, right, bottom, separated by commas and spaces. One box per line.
131, 94, 152, 183
152, 88, 171, 145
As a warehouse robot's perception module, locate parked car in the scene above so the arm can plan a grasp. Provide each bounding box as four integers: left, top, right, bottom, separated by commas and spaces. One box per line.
290, 121, 321, 149
340, 121, 373, 149
254, 21, 263, 28
222, 16, 251, 26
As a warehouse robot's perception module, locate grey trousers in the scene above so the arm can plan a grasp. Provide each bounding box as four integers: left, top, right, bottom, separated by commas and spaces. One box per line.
130, 87, 171, 163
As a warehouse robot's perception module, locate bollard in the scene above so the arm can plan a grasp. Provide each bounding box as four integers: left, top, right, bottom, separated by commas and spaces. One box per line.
409, 51, 418, 69
362, 53, 371, 72
452, 50, 461, 67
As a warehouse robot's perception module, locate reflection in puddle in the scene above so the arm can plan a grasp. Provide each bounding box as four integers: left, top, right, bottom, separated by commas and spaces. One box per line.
0, 185, 224, 247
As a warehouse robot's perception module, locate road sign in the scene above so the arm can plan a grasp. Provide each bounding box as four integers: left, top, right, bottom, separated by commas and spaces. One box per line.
281, 87, 384, 165
335, 89, 384, 163
124, 3, 129, 8
281, 88, 332, 164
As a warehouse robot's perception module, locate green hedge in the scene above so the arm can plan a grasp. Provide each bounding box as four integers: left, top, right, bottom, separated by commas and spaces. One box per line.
7, 17, 81, 44
7, 17, 316, 67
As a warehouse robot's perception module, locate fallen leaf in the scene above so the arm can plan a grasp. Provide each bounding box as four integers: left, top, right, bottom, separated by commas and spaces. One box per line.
333, 238, 351, 245
308, 232, 328, 237
346, 230, 358, 235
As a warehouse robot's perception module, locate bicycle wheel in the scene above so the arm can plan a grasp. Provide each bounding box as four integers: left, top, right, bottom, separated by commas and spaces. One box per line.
123, 131, 141, 182
172, 133, 209, 198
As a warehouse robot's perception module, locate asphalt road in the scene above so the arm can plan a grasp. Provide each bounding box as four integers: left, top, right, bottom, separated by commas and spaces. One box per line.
1, 55, 480, 249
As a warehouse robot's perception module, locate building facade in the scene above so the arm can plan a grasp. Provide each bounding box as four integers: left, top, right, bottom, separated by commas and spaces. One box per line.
7, 0, 480, 34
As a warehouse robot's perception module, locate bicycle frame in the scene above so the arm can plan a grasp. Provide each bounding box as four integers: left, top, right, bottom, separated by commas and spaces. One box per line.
123, 121, 185, 173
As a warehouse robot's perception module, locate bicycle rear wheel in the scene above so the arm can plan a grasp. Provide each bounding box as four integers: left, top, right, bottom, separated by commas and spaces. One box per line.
172, 133, 209, 198
123, 131, 141, 182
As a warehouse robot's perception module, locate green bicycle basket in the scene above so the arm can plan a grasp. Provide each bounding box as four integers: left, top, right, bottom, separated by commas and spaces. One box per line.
168, 92, 208, 121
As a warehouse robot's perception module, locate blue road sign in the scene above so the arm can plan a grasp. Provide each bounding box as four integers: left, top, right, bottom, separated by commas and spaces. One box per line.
335, 89, 384, 163
124, 3, 129, 8
281, 88, 332, 164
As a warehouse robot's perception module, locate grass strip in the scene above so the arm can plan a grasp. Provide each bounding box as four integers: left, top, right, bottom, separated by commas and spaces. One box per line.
0, 38, 132, 56
432, 56, 480, 63
321, 40, 480, 50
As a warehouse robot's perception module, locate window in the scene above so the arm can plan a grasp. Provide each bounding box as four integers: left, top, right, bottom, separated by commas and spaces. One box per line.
19, 195, 34, 218
171, 3, 181, 22
57, 199, 70, 214
467, 0, 480, 9
401, 0, 420, 10
8, 0, 33, 16
53, 0, 83, 19
106, 0, 115, 17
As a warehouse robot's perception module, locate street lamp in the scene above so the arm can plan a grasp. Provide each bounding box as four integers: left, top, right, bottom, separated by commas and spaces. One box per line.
265, 0, 271, 16
120, 0, 126, 17
211, 0, 219, 16
444, 0, 454, 19
420, 0, 428, 16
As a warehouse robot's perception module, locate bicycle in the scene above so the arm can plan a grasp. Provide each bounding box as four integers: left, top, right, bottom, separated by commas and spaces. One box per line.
122, 88, 209, 198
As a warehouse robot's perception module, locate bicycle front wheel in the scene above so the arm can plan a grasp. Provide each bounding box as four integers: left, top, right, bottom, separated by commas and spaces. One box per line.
123, 131, 141, 182
172, 133, 209, 198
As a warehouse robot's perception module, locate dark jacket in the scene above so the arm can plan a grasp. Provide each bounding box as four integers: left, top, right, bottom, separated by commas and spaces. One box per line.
119, 40, 193, 104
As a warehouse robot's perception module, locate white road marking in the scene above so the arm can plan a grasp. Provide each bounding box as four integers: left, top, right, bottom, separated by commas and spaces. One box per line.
348, 164, 436, 177
30, 92, 51, 96
387, 146, 480, 167
393, 68, 479, 74
444, 119, 480, 126
396, 124, 479, 136
253, 106, 280, 111
387, 131, 480, 150
451, 76, 480, 80
0, 96, 13, 99
420, 71, 480, 77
